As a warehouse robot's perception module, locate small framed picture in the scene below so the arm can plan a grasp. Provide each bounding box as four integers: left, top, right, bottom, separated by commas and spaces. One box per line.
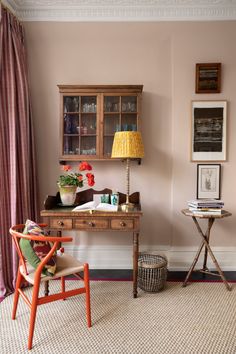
195, 63, 221, 93
191, 100, 227, 161
197, 164, 221, 199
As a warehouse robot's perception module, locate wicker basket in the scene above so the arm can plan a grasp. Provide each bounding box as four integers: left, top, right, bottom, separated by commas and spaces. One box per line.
138, 253, 168, 292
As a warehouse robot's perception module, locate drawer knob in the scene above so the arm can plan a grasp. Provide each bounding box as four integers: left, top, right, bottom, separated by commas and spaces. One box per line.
88, 222, 95, 227
120, 221, 126, 227
58, 221, 64, 226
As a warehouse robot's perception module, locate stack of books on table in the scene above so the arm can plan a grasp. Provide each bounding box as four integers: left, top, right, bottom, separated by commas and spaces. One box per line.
187, 199, 224, 215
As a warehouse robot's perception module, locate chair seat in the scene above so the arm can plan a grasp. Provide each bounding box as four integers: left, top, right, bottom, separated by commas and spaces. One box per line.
20, 254, 84, 284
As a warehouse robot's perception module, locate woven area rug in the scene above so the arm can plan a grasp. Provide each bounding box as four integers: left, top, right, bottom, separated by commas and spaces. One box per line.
1, 281, 236, 354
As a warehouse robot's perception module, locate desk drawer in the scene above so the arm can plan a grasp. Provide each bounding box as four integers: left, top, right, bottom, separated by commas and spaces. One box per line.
74, 219, 109, 229
111, 219, 134, 230
50, 218, 72, 229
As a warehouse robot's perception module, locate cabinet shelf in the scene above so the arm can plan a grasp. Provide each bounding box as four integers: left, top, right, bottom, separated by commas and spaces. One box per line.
59, 85, 143, 161
64, 134, 97, 137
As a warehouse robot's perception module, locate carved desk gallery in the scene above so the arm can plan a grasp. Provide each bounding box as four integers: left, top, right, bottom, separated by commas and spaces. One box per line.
40, 188, 142, 298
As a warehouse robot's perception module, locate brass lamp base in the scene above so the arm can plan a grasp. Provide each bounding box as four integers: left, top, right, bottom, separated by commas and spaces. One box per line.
121, 202, 135, 212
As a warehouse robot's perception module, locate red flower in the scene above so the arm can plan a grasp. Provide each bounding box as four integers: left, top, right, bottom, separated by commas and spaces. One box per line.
88, 179, 95, 187
58, 162, 95, 188
61, 165, 71, 172
79, 162, 92, 171
86, 173, 95, 186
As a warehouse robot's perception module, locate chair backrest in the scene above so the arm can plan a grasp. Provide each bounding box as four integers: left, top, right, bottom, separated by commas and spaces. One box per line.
10, 223, 48, 275
10, 224, 73, 277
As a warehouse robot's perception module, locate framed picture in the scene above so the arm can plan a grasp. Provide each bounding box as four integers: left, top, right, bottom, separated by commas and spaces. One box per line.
191, 100, 227, 161
195, 63, 221, 93
197, 164, 221, 199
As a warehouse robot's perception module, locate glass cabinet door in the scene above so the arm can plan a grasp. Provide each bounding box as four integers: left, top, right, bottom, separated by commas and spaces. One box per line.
103, 95, 138, 157
63, 95, 97, 157
59, 85, 142, 161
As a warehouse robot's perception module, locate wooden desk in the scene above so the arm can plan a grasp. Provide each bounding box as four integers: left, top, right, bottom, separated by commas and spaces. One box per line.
181, 209, 232, 290
40, 189, 142, 298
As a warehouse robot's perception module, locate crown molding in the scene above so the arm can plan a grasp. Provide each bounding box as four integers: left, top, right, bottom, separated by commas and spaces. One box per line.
2, 0, 236, 22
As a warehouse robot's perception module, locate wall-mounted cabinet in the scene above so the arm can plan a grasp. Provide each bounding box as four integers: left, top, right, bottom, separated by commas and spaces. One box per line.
58, 85, 143, 161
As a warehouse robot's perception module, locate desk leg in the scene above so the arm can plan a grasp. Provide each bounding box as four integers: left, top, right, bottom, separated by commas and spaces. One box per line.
133, 232, 139, 298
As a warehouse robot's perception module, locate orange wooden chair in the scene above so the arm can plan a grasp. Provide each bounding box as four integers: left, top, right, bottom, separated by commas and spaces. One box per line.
9, 224, 91, 350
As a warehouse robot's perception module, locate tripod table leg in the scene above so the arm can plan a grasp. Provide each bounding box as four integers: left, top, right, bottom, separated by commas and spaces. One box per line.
192, 216, 231, 291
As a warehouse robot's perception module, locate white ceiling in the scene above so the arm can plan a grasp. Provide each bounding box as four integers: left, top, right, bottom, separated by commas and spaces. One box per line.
3, 0, 236, 22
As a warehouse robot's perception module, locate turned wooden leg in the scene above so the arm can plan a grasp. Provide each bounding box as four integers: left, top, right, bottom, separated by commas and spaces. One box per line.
133, 232, 139, 298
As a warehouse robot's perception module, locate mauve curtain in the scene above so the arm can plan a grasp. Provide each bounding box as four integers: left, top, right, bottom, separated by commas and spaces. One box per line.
0, 5, 39, 297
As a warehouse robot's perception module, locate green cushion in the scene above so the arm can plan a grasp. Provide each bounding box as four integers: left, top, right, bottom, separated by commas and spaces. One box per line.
20, 219, 56, 276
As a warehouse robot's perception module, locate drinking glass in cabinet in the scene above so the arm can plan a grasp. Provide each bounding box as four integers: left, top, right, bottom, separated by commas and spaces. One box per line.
64, 96, 79, 112
121, 96, 137, 112
81, 114, 96, 134
81, 136, 96, 155
104, 96, 119, 112
73, 97, 79, 112
121, 113, 137, 131
81, 96, 97, 113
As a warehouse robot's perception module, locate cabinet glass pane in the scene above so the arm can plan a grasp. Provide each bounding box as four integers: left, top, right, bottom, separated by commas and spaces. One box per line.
121, 96, 137, 112
121, 114, 137, 131
81, 96, 97, 113
64, 114, 79, 134
81, 114, 96, 135
81, 136, 96, 155
63, 136, 96, 156
64, 96, 79, 113
104, 96, 120, 112
103, 136, 114, 157
104, 114, 120, 135
63, 136, 80, 155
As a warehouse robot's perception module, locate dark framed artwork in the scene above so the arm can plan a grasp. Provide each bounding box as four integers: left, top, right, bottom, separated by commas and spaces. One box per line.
195, 63, 221, 93
191, 101, 227, 161
197, 164, 221, 199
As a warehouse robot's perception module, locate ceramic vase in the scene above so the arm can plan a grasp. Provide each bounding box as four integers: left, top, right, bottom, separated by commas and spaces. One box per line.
58, 185, 77, 206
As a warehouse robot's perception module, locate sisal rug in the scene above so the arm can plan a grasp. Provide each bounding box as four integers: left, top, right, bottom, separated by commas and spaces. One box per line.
0, 281, 236, 354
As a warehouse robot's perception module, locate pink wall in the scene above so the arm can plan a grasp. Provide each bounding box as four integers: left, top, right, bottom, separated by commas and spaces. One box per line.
24, 21, 236, 263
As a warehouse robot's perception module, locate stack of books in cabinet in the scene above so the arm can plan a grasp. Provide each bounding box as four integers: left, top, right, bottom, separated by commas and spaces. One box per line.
188, 199, 224, 215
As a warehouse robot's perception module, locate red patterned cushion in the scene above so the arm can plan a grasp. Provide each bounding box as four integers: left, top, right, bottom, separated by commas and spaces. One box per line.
20, 219, 56, 276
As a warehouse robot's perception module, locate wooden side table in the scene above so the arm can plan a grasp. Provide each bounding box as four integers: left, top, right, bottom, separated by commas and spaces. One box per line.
181, 209, 232, 291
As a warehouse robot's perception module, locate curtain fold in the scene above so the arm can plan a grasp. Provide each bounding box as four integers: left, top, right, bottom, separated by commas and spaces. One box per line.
0, 5, 39, 297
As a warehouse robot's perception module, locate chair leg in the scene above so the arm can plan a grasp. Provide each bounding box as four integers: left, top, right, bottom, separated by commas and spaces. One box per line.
12, 269, 24, 320
83, 263, 91, 328
28, 282, 40, 350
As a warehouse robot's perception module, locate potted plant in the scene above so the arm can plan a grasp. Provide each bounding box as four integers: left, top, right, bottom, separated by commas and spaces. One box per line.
58, 162, 95, 206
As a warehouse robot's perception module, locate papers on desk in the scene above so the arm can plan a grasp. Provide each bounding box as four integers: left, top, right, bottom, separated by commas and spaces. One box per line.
72, 201, 118, 212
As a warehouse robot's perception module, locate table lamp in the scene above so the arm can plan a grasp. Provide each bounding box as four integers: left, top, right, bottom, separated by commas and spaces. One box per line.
111, 131, 144, 212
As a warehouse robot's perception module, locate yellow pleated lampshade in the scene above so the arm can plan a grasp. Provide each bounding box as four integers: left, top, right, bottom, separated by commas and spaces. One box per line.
111, 131, 144, 159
